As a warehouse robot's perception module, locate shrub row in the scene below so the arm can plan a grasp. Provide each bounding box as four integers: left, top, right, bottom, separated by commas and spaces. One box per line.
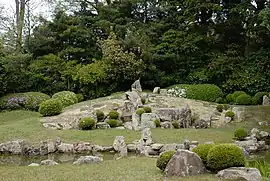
225, 91, 269, 105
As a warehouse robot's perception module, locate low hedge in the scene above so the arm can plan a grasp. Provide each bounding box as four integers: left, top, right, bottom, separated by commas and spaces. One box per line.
232, 91, 246, 102
167, 84, 223, 102
235, 94, 252, 105
192, 144, 215, 164
0, 92, 50, 111
52, 91, 78, 107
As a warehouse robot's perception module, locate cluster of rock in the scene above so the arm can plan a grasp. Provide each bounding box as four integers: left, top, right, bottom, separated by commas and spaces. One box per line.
235, 128, 269, 153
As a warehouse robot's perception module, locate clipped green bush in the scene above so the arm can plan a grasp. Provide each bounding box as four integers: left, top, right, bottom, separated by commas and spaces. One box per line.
136, 108, 145, 115
52, 91, 78, 107
234, 128, 248, 141
108, 110, 119, 119
154, 119, 161, 127
216, 105, 223, 112
167, 84, 223, 102
226, 94, 233, 103
222, 104, 230, 110
107, 119, 118, 128
141, 97, 146, 104
252, 92, 269, 105
79, 117, 96, 130
225, 111, 235, 120
192, 144, 215, 164
156, 150, 176, 171
207, 144, 245, 172
235, 94, 252, 105
172, 120, 180, 129
143, 106, 152, 113
96, 110, 105, 122
39, 99, 62, 116
76, 93, 84, 102
232, 91, 246, 102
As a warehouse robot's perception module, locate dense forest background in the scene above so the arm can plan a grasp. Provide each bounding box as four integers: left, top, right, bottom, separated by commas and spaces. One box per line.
0, 0, 270, 99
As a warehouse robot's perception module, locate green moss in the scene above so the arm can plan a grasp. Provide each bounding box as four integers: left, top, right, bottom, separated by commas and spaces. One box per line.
39, 99, 62, 116
96, 110, 105, 122
156, 150, 176, 171
154, 119, 161, 127
143, 106, 152, 113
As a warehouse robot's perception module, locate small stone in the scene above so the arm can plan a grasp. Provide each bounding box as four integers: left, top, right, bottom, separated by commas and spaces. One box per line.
28, 163, 40, 166
73, 156, 103, 165
153, 87, 160, 94
96, 122, 110, 129
40, 159, 58, 166
191, 141, 199, 146
161, 121, 173, 129
216, 167, 261, 181
115, 126, 125, 130
151, 143, 164, 151
73, 142, 92, 153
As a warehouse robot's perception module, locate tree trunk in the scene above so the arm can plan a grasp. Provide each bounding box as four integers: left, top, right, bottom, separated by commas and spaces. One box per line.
15, 0, 27, 53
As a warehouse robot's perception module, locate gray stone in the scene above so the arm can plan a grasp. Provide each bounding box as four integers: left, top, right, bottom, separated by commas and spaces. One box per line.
258, 121, 268, 126
40, 159, 58, 166
43, 123, 63, 130
232, 107, 245, 122
115, 126, 125, 130
151, 143, 164, 151
160, 89, 168, 96
57, 143, 74, 153
127, 144, 136, 152
121, 114, 132, 123
191, 141, 199, 146
132, 113, 141, 131
96, 122, 110, 129
113, 136, 127, 156
153, 87, 160, 94
164, 149, 205, 177
251, 128, 269, 140
216, 167, 261, 181
131, 79, 142, 92
0, 140, 26, 155
235, 139, 267, 153
194, 119, 209, 129
184, 139, 191, 150
160, 143, 184, 152
262, 95, 270, 105
73, 156, 103, 165
122, 100, 136, 115
140, 128, 153, 145
125, 91, 142, 108
92, 145, 113, 152
224, 116, 232, 124
73, 142, 92, 153
28, 163, 40, 166
161, 121, 173, 129
40, 140, 56, 155
123, 122, 133, 130
141, 113, 159, 129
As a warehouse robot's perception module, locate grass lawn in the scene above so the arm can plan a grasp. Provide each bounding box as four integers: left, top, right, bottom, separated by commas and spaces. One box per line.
0, 110, 234, 145
0, 157, 223, 181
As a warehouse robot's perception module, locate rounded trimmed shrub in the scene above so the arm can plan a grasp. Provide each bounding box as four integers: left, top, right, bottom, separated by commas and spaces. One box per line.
107, 119, 118, 128
143, 106, 152, 113
52, 91, 78, 107
192, 144, 215, 164
252, 92, 269, 105
226, 94, 233, 103
225, 111, 235, 120
172, 120, 180, 129
216, 105, 223, 112
232, 91, 246, 102
234, 128, 248, 141
136, 108, 145, 115
235, 94, 252, 105
156, 150, 176, 171
141, 97, 146, 104
96, 110, 105, 122
79, 117, 96, 130
154, 119, 161, 127
108, 110, 119, 119
76, 93, 84, 102
39, 99, 62, 116
207, 144, 245, 172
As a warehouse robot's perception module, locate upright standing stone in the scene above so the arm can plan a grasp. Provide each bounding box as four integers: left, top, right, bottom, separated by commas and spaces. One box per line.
263, 95, 270, 105
113, 136, 128, 156
131, 79, 142, 92
153, 87, 160, 94
140, 128, 153, 145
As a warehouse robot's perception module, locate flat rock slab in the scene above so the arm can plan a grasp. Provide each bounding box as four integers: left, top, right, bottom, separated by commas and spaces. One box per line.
216, 167, 262, 181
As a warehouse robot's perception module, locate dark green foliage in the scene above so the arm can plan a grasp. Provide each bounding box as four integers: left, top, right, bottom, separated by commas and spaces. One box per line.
76, 94, 84, 102
39, 99, 62, 116
141, 97, 146, 105
143, 106, 152, 113
234, 128, 248, 141
168, 84, 223, 102
215, 97, 224, 104
156, 150, 176, 171
225, 111, 235, 120
216, 105, 223, 112
232, 91, 246, 102
235, 94, 252, 105
192, 144, 215, 164
207, 144, 245, 172
154, 119, 161, 127
172, 120, 180, 129
52, 91, 78, 107
226, 94, 233, 104
222, 104, 230, 110
108, 110, 119, 119
79, 117, 96, 130
107, 119, 118, 128
252, 92, 269, 105
136, 108, 145, 115
96, 110, 105, 122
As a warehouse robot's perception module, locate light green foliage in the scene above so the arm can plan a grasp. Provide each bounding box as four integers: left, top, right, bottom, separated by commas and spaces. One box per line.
252, 92, 269, 105
136, 108, 145, 115
225, 111, 235, 120
39, 99, 62, 116
52, 91, 78, 107
143, 106, 152, 113
156, 150, 176, 171
108, 110, 119, 119
232, 91, 246, 102
79, 117, 96, 130
222, 104, 230, 110
107, 119, 118, 128
76, 93, 84, 102
172, 120, 180, 129
207, 144, 245, 172
226, 94, 233, 103
168, 84, 223, 102
216, 105, 223, 112
234, 128, 248, 141
96, 110, 105, 122
192, 144, 215, 164
154, 119, 161, 127
235, 94, 252, 105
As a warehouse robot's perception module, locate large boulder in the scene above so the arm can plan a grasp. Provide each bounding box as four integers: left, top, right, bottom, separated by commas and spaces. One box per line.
40, 159, 58, 166
73, 142, 92, 153
216, 167, 261, 181
141, 113, 159, 129
164, 149, 205, 177
73, 156, 103, 165
160, 143, 184, 152
113, 136, 128, 156
40, 140, 57, 155
262, 95, 270, 105
131, 79, 142, 92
